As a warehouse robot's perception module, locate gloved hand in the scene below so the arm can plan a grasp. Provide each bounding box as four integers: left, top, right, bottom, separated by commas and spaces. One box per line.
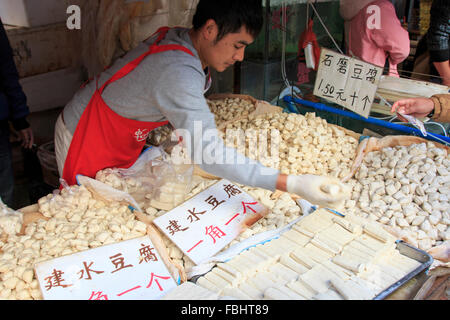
286, 174, 350, 208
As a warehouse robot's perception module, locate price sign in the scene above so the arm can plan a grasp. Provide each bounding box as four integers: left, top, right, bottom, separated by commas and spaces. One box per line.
35, 236, 177, 300
153, 179, 268, 265
313, 48, 383, 118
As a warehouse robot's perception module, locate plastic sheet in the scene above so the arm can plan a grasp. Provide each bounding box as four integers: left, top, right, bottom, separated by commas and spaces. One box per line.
0, 199, 24, 237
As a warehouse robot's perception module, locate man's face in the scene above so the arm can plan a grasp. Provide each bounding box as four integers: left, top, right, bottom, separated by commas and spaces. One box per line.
203, 24, 255, 72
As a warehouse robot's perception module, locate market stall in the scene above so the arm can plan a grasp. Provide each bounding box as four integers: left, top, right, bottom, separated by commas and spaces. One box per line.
0, 92, 447, 300
0, 0, 448, 302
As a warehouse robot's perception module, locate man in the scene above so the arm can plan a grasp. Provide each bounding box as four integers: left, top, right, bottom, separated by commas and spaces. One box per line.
55, 0, 349, 208
0, 19, 34, 208
426, 0, 450, 86
340, 0, 410, 77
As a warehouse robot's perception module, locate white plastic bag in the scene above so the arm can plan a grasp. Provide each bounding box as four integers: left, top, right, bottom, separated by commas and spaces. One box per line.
95, 146, 194, 211
76, 175, 142, 212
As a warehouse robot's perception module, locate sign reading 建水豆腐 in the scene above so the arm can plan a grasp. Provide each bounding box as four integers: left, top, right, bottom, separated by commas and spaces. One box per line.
313, 48, 383, 118
153, 179, 268, 265
34, 236, 177, 300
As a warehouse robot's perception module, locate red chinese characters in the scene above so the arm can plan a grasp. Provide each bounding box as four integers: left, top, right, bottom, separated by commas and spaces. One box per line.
78, 262, 104, 280
44, 269, 73, 291
41, 240, 173, 300
139, 244, 158, 264
110, 253, 133, 274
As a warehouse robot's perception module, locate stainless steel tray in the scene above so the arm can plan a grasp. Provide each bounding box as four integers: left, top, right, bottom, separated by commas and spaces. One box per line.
190, 240, 433, 300
373, 240, 433, 300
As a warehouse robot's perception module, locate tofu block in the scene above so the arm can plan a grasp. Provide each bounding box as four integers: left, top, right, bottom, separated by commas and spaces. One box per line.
303, 243, 334, 263
314, 234, 343, 253
210, 268, 240, 287
276, 285, 306, 300
321, 260, 354, 280
281, 229, 311, 246
269, 263, 299, 282
149, 199, 174, 211
247, 273, 277, 292
222, 286, 253, 300
298, 270, 330, 294
310, 238, 339, 255
329, 277, 359, 300
290, 248, 317, 269
341, 246, 373, 261
292, 224, 315, 238
363, 223, 396, 243
217, 263, 242, 281
197, 276, 223, 294
313, 289, 344, 300
332, 254, 365, 274
238, 282, 263, 300
263, 287, 291, 300
250, 246, 278, 265
280, 255, 309, 275
205, 271, 231, 289
320, 224, 355, 245
332, 217, 362, 235
286, 281, 316, 299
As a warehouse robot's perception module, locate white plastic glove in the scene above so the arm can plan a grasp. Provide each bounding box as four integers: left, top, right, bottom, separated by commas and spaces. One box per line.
286, 174, 350, 208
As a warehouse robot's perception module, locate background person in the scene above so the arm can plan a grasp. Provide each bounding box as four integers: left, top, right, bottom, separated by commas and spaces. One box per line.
0, 19, 34, 207
340, 0, 410, 77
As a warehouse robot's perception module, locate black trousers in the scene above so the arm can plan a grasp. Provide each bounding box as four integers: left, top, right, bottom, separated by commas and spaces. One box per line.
0, 120, 14, 207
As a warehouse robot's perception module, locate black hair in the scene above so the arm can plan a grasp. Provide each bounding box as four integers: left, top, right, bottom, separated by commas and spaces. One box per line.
192, 0, 264, 42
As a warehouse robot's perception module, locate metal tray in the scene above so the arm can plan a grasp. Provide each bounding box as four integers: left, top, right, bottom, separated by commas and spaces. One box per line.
373, 240, 433, 300
190, 240, 433, 300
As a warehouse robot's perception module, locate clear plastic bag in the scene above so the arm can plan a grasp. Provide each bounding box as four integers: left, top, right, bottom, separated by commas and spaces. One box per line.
0, 199, 23, 236
96, 146, 194, 211
95, 147, 163, 207
144, 147, 194, 211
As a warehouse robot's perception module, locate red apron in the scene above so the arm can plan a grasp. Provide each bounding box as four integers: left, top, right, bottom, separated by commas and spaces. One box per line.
62, 27, 195, 186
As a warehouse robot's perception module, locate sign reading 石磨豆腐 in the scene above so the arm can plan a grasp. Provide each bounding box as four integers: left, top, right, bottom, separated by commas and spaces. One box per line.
34, 236, 177, 300
313, 48, 383, 118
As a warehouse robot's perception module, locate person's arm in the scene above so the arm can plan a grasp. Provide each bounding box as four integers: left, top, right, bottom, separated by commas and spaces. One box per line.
154, 64, 349, 207
0, 20, 33, 148
432, 61, 450, 86
391, 94, 450, 122
369, 1, 410, 76
154, 64, 280, 192
429, 94, 450, 122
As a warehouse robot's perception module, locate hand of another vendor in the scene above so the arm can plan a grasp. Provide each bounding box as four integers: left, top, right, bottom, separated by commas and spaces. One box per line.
285, 174, 351, 208
391, 97, 435, 120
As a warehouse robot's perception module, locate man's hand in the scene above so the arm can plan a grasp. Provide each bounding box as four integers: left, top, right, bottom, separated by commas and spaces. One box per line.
391, 97, 435, 120
18, 127, 34, 149
286, 174, 350, 208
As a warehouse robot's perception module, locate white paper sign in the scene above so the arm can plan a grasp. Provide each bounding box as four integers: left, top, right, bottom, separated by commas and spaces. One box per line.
153, 179, 268, 265
35, 236, 177, 300
313, 48, 383, 118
